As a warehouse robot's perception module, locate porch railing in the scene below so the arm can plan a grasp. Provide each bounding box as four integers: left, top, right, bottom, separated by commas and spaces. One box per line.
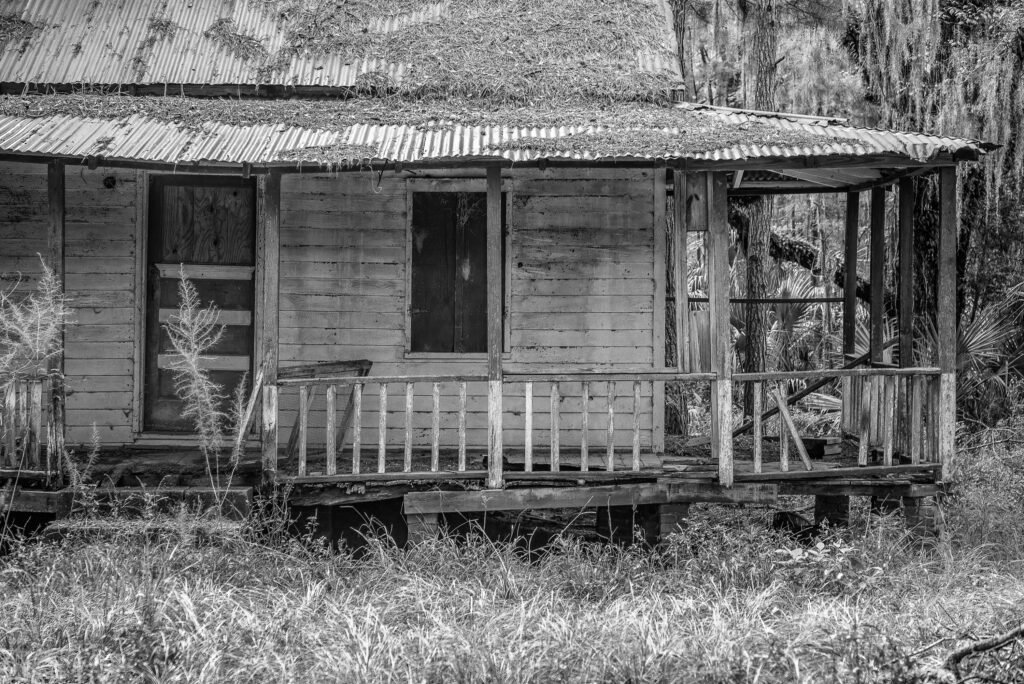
1, 374, 64, 485
262, 369, 715, 482
732, 366, 942, 473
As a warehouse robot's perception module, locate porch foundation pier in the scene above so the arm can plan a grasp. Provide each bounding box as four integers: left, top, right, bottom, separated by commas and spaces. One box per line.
870, 494, 902, 517
706, 172, 733, 487
406, 512, 440, 546
814, 495, 849, 527
904, 495, 946, 539
658, 503, 690, 538
596, 504, 659, 546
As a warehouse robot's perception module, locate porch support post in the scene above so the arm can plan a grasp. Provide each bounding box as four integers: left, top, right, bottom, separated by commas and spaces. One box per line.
898, 178, 915, 367
706, 172, 733, 487
486, 165, 504, 489
672, 169, 689, 372
260, 170, 281, 487
936, 167, 957, 479
869, 187, 885, 365
46, 159, 65, 483
843, 192, 859, 358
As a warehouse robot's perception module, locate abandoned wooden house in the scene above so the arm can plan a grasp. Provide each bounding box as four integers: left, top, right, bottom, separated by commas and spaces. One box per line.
0, 0, 992, 541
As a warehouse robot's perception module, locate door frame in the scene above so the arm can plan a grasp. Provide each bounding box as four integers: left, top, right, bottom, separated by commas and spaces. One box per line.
132, 170, 263, 441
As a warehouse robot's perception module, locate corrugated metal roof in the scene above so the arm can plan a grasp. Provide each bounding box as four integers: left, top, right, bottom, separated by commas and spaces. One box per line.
0, 0, 680, 86
0, 103, 989, 167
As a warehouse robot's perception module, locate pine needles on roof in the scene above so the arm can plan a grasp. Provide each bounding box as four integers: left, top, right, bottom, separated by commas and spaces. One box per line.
249, 0, 679, 104
204, 17, 269, 62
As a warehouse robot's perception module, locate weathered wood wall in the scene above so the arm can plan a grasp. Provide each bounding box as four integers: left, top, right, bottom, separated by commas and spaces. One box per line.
0, 163, 138, 446
277, 167, 661, 450
0, 163, 662, 452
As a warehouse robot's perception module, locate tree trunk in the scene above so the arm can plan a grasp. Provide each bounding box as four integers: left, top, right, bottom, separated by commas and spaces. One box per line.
743, 0, 777, 416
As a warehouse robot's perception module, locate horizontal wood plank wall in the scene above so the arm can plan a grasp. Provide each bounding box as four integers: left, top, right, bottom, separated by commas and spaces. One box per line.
0, 164, 139, 445
277, 168, 656, 450
63, 168, 138, 445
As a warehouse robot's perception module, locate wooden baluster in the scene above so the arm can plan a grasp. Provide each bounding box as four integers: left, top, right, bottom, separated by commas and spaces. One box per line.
606, 380, 615, 471
378, 383, 388, 473
5, 383, 16, 465
29, 380, 42, 470
929, 376, 940, 462
910, 376, 922, 465
550, 382, 560, 472
632, 380, 641, 471
841, 376, 851, 435
352, 383, 362, 474
325, 384, 337, 476
458, 382, 467, 471
524, 382, 533, 472
752, 382, 763, 474
883, 377, 894, 467
580, 381, 589, 472
431, 382, 440, 472
778, 387, 790, 472
297, 385, 308, 477
404, 382, 414, 473
858, 376, 871, 466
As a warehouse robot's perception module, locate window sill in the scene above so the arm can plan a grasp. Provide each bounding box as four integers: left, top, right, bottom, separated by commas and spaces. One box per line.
403, 352, 511, 361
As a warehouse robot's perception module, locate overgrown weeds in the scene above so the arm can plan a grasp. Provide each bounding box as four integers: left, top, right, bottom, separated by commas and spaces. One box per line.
0, 259, 69, 381
163, 270, 251, 510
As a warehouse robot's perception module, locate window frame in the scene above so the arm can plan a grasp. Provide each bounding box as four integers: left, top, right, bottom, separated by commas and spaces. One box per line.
404, 178, 512, 360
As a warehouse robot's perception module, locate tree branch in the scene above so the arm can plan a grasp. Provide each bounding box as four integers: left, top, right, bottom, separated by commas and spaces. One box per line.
944, 621, 1024, 679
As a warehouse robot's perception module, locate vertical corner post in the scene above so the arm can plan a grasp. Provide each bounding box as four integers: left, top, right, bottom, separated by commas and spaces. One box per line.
936, 167, 957, 479
486, 165, 504, 489
706, 172, 733, 487
46, 159, 66, 483
843, 192, 859, 358
672, 169, 689, 372
898, 178, 915, 367
869, 187, 885, 365
260, 170, 281, 486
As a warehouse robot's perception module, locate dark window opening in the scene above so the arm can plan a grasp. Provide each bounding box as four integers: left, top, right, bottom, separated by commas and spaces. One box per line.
410, 191, 505, 354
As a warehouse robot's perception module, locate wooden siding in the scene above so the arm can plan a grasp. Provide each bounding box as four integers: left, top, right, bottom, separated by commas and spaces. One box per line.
277, 168, 658, 450
1, 163, 660, 451
0, 163, 138, 445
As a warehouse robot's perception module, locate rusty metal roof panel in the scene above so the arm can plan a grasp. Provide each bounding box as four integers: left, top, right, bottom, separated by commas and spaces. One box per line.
0, 0, 672, 86
0, 101, 990, 166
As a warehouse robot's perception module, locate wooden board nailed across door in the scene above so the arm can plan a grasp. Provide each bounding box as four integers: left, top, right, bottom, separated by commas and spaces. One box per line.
144, 176, 256, 433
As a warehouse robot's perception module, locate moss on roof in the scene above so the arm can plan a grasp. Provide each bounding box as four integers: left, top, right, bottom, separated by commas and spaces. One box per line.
0, 93, 849, 158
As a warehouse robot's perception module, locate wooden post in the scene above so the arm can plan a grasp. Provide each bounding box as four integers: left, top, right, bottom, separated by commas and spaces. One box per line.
297, 385, 308, 477
606, 380, 615, 471
404, 382, 414, 472
672, 169, 690, 371
431, 382, 440, 472
352, 383, 362, 474
325, 384, 336, 476
259, 170, 280, 488
843, 192, 859, 358
486, 165, 504, 489
936, 167, 957, 479
550, 382, 560, 472
580, 381, 589, 472
898, 178, 915, 367
706, 172, 733, 487
377, 383, 388, 473
869, 187, 885, 365
752, 382, 762, 473
261, 385, 278, 486
524, 382, 533, 472
47, 159, 65, 484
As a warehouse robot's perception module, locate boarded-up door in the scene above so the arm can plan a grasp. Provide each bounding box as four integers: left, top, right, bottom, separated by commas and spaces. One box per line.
144, 176, 256, 432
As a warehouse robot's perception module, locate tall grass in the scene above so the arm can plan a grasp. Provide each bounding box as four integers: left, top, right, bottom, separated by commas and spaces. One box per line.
0, 259, 69, 381
1, 438, 1023, 683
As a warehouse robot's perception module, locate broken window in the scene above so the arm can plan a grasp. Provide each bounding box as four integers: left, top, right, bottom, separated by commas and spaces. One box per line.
409, 191, 505, 354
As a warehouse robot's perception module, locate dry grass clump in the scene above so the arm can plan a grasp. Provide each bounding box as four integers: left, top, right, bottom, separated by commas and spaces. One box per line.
0, 259, 69, 381
274, 142, 378, 167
